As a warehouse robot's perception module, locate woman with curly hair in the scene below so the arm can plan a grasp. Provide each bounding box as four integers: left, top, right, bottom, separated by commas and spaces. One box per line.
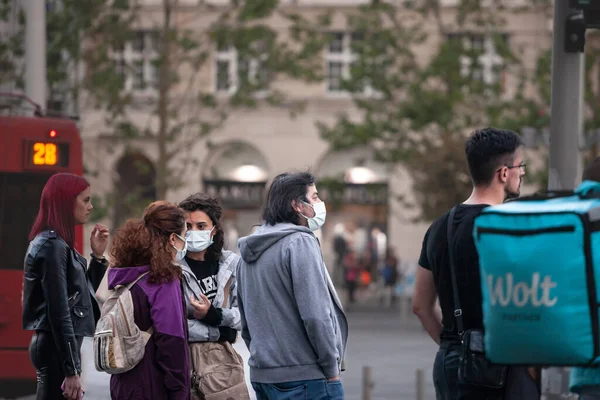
108, 201, 190, 400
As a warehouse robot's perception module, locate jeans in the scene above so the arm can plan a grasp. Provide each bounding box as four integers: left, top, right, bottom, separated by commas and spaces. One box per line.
580, 386, 600, 400
29, 330, 82, 400
433, 341, 504, 400
252, 379, 344, 400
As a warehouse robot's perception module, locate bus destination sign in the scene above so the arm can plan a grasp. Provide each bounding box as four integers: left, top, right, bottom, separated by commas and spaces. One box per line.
24, 141, 70, 169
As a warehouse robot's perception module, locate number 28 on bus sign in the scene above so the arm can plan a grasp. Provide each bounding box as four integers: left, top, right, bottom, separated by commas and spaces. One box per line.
33, 142, 57, 165
25, 140, 69, 168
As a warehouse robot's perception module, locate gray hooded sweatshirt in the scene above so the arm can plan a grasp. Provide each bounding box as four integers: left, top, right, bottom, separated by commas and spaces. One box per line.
237, 223, 348, 383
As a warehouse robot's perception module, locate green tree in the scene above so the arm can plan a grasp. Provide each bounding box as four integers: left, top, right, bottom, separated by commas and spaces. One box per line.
316, 0, 552, 221
74, 0, 326, 225
513, 29, 600, 189
0, 0, 24, 90
581, 30, 600, 165
45, 0, 137, 117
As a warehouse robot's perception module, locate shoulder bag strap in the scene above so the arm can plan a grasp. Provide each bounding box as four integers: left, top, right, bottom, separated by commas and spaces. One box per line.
126, 271, 154, 338
447, 206, 465, 336
222, 277, 232, 308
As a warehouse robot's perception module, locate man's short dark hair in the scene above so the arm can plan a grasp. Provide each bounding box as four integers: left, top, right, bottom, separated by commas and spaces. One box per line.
583, 157, 600, 182
263, 172, 316, 226
465, 127, 523, 186
178, 193, 224, 262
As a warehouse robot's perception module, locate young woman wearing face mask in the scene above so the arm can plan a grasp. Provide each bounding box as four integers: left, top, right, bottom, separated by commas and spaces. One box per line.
178, 193, 250, 399
23, 173, 109, 400
108, 201, 190, 400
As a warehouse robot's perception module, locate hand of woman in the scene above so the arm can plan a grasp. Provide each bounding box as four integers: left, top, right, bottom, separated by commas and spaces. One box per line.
190, 294, 211, 319
90, 224, 110, 258
62, 375, 83, 400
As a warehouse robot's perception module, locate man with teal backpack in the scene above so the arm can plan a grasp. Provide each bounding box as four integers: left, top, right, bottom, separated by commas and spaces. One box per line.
413, 127, 531, 399
570, 156, 600, 400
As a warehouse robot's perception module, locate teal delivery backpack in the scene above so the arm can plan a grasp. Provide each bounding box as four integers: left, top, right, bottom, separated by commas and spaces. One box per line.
472, 181, 600, 366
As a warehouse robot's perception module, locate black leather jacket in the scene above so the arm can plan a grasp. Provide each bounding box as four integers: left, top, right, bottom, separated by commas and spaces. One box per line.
22, 230, 107, 376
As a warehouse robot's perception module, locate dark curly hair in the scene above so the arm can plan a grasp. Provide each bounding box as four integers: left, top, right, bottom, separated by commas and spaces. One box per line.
110, 201, 186, 284
465, 127, 522, 186
178, 193, 224, 262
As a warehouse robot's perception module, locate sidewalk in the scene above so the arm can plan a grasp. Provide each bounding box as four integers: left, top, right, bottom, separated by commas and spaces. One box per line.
10, 292, 430, 400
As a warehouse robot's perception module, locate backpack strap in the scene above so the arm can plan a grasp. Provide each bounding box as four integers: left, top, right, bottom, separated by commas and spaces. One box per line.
222, 277, 232, 308
125, 271, 154, 339
141, 326, 154, 343
125, 271, 150, 290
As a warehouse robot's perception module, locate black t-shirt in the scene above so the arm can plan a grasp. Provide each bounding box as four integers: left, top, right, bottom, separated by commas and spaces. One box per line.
185, 257, 219, 302
184, 256, 236, 343
418, 204, 488, 341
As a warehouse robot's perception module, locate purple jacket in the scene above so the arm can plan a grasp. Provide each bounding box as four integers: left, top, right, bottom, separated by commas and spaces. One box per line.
108, 266, 190, 400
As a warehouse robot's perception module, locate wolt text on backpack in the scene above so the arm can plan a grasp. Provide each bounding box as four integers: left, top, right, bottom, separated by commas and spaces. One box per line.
94, 271, 153, 374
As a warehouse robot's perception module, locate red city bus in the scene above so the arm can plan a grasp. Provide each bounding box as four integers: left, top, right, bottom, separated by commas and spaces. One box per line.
0, 108, 83, 397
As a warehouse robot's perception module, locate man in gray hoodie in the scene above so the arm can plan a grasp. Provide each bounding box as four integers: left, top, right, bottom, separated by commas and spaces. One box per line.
237, 171, 348, 400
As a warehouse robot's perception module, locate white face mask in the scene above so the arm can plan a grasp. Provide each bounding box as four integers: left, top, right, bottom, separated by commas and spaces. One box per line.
301, 201, 326, 231
172, 234, 187, 261
186, 227, 214, 252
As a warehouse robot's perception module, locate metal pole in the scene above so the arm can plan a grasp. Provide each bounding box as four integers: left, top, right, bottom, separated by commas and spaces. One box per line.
547, 1, 584, 191
362, 366, 373, 400
543, 1, 584, 399
23, 0, 46, 111
415, 368, 425, 400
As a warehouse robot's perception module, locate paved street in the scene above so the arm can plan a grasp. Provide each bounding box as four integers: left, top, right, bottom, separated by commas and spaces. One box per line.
339, 308, 437, 400
13, 303, 438, 400
74, 305, 436, 400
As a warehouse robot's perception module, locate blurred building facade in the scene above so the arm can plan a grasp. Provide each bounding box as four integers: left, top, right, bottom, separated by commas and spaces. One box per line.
78, 0, 552, 270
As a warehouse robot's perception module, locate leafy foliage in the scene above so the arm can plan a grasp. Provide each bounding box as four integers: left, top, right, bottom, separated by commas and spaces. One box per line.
76, 0, 328, 225
0, 0, 24, 90
316, 0, 552, 221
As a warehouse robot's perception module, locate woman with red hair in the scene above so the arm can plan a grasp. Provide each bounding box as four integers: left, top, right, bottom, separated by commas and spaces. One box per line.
22, 173, 110, 400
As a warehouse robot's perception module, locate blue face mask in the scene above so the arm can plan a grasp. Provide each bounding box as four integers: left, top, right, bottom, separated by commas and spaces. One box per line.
172, 234, 187, 261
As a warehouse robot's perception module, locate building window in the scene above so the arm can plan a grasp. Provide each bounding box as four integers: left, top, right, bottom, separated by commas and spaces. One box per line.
214, 45, 269, 94
329, 32, 344, 54
447, 33, 507, 86
324, 31, 379, 96
115, 58, 126, 81
325, 32, 359, 94
327, 61, 344, 92
133, 60, 145, 90
113, 30, 159, 92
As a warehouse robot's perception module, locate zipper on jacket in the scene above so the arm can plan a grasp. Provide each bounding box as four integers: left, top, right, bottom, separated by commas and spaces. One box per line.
68, 291, 80, 305
477, 225, 575, 239
68, 341, 78, 375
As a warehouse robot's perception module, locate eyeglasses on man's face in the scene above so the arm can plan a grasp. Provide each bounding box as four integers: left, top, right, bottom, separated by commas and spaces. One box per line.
497, 162, 526, 173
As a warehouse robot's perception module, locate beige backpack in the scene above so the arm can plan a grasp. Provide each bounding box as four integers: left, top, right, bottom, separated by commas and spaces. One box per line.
94, 271, 153, 374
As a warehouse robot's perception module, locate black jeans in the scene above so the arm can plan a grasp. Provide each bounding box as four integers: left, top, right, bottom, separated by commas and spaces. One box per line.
434, 341, 504, 400
29, 330, 82, 400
